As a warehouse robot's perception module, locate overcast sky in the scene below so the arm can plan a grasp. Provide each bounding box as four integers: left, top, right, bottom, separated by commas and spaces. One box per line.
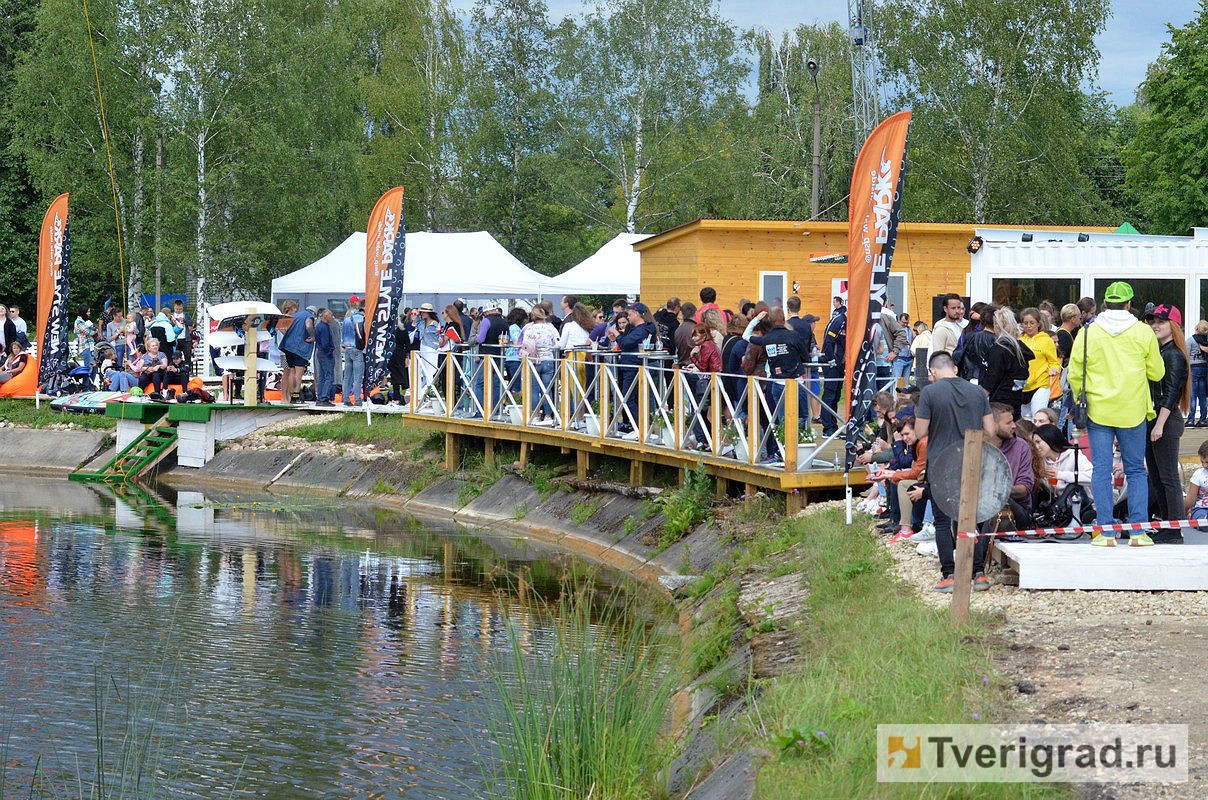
455, 0, 1199, 108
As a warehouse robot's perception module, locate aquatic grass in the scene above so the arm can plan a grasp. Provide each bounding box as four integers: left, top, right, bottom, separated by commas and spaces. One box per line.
484, 585, 677, 800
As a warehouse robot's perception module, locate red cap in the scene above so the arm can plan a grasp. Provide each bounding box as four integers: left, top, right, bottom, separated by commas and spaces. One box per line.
349, 295, 362, 303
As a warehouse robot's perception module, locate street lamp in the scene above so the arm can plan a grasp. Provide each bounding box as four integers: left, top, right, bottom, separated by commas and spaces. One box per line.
806, 57, 822, 220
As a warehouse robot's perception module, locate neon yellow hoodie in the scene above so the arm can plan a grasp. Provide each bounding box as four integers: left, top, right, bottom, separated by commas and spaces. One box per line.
1068, 311, 1164, 427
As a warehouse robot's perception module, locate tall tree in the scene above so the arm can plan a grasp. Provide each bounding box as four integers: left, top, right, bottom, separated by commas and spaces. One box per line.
10, 0, 163, 311
0, 0, 40, 315
459, 0, 588, 273
879, 0, 1113, 224
1124, 8, 1208, 235
354, 0, 466, 231
735, 23, 854, 220
555, 0, 746, 234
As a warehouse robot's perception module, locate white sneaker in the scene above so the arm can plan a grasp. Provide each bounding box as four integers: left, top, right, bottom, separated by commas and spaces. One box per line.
916, 540, 938, 556
620, 430, 640, 441
533, 417, 555, 427
913, 523, 936, 541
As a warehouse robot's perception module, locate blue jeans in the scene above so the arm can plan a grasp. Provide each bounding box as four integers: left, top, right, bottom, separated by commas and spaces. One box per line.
892, 358, 912, 383
531, 360, 556, 418
315, 352, 335, 402
1191, 365, 1208, 423
342, 348, 364, 403
1087, 419, 1148, 527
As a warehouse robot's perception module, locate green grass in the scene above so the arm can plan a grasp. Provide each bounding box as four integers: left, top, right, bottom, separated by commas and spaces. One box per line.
728, 509, 1068, 799
484, 585, 676, 800
0, 399, 116, 430
285, 415, 432, 452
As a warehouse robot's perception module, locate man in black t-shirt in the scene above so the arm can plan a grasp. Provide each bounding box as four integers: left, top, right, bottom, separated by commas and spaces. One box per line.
654, 298, 682, 352
914, 351, 996, 594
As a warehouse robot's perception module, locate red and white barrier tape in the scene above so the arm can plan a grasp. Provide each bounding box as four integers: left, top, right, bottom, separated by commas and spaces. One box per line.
955, 518, 1208, 540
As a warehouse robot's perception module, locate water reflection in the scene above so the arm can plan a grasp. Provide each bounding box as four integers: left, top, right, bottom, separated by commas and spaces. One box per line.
0, 480, 645, 799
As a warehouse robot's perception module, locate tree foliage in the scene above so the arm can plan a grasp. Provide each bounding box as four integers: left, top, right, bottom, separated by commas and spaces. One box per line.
1124, 7, 1208, 235
0, 0, 1148, 315
879, 0, 1114, 224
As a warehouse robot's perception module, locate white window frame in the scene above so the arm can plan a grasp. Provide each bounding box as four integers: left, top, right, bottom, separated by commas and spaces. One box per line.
759, 270, 789, 306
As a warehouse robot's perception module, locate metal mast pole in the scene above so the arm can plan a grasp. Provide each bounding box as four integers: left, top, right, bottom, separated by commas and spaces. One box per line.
848, 0, 881, 151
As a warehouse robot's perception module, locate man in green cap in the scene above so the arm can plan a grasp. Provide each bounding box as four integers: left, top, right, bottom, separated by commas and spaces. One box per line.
1068, 281, 1165, 546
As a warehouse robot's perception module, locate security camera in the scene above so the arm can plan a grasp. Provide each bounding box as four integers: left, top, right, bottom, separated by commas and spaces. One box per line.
806, 58, 819, 79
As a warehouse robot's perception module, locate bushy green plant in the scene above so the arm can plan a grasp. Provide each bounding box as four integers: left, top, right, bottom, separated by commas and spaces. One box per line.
654, 463, 713, 550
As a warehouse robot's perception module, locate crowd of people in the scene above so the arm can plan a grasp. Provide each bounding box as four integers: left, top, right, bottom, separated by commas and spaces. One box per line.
857, 282, 1201, 595
64, 299, 197, 398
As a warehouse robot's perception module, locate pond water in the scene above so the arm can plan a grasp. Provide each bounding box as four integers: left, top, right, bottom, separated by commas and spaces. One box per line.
0, 479, 652, 799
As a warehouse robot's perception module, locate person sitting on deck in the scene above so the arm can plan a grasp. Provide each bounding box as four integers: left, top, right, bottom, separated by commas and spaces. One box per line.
0, 341, 29, 385
138, 338, 169, 395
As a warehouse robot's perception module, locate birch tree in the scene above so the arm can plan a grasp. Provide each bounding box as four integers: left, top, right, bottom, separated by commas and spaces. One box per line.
554, 0, 745, 233
879, 0, 1114, 223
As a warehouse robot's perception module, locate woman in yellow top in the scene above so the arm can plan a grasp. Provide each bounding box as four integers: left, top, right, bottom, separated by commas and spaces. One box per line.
1019, 306, 1062, 420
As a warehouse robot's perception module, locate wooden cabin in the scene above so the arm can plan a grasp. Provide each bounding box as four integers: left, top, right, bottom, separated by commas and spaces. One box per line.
635, 220, 1114, 323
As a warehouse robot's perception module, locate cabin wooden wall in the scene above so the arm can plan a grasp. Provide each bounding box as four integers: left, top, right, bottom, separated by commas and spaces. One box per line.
636, 234, 700, 309
638, 223, 977, 323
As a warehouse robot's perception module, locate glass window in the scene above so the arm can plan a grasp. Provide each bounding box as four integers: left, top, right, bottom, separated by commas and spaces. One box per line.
759, 272, 787, 307
1198, 280, 1208, 321
991, 278, 1081, 311
1093, 278, 1185, 317
887, 274, 907, 315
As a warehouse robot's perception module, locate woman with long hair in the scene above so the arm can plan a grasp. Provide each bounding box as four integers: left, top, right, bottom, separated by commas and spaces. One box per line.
437, 304, 465, 395
1144, 304, 1190, 521
1032, 423, 1093, 493
520, 306, 560, 425
1019, 306, 1062, 420
982, 307, 1033, 419
412, 304, 441, 391
700, 307, 726, 349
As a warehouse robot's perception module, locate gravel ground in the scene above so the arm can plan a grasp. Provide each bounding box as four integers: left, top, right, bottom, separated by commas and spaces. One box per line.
869, 512, 1208, 797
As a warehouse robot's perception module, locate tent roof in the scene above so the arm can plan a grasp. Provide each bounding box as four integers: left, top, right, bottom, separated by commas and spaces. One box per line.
270, 231, 547, 297
541, 233, 649, 296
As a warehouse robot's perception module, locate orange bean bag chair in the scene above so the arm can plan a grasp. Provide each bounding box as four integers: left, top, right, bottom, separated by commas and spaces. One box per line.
0, 355, 39, 397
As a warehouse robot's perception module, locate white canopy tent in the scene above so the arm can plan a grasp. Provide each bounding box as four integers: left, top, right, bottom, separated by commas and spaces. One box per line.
541, 232, 649, 297
270, 230, 548, 315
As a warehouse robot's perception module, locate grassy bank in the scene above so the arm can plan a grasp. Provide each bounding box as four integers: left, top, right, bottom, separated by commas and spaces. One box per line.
0, 398, 115, 429
688, 502, 1066, 799
283, 414, 436, 453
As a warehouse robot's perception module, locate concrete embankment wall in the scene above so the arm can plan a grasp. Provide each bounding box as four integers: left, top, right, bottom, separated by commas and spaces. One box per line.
164, 448, 731, 587
0, 428, 111, 474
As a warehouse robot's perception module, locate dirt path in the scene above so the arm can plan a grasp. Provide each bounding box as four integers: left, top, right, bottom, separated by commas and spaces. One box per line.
886, 534, 1208, 798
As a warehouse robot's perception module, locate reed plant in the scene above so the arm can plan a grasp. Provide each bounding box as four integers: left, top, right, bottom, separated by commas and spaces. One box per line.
485, 585, 676, 800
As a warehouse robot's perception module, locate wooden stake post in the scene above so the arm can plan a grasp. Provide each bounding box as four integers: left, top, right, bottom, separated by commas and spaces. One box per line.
950, 429, 984, 625
242, 317, 258, 407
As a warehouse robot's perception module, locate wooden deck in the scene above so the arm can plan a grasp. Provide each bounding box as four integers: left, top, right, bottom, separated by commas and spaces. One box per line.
393, 410, 860, 510
997, 530, 1208, 590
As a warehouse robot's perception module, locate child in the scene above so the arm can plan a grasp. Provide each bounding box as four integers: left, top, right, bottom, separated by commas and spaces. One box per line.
1184, 440, 1208, 521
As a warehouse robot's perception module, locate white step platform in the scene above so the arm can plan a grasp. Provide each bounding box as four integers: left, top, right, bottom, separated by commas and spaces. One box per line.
997, 530, 1208, 591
